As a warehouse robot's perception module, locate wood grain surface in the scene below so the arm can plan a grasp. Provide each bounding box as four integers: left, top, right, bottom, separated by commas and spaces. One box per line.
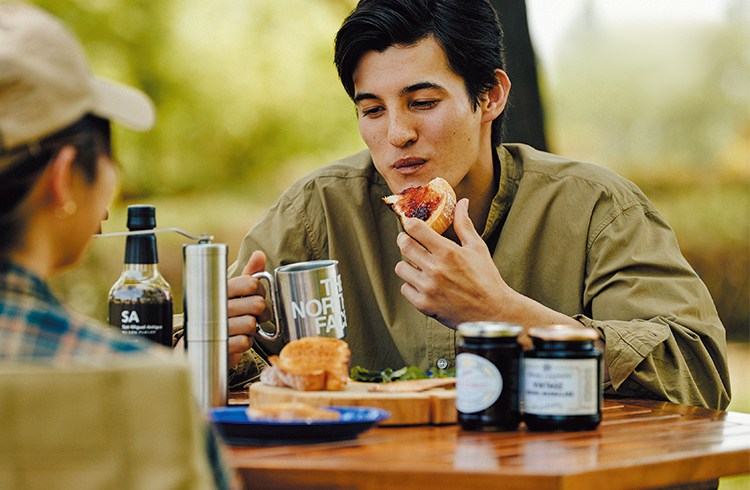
225, 398, 750, 490
245, 380, 457, 425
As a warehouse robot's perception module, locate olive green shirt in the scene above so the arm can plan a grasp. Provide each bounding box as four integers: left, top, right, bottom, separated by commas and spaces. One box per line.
229, 144, 730, 410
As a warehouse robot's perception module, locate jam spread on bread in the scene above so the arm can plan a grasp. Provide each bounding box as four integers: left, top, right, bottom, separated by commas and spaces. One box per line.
382, 177, 457, 235
398, 185, 439, 221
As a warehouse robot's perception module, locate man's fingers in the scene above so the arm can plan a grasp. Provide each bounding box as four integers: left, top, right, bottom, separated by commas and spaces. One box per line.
402, 216, 439, 245
230, 249, 269, 304
226, 250, 271, 371
228, 333, 252, 355
396, 230, 425, 257
241, 250, 267, 276
228, 315, 258, 337
228, 353, 243, 370
228, 334, 254, 370
227, 275, 267, 300
228, 295, 272, 323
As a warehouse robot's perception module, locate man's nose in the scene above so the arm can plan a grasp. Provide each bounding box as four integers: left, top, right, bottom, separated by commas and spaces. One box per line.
387, 112, 417, 148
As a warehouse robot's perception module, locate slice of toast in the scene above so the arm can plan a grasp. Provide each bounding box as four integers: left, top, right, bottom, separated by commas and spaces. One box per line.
247, 402, 341, 422
263, 337, 350, 391
382, 177, 456, 234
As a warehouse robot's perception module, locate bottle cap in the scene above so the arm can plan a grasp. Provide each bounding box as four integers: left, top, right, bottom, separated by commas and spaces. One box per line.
458, 321, 523, 338
127, 205, 156, 231
528, 324, 600, 341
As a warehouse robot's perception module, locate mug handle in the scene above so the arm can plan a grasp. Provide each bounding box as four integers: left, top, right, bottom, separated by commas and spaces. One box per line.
251, 271, 281, 341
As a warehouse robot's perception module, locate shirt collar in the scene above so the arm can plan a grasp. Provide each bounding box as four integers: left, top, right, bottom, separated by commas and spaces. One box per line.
0, 259, 60, 306
481, 145, 522, 241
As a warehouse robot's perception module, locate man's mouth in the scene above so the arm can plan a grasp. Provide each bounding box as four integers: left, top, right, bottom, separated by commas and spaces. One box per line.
393, 158, 426, 172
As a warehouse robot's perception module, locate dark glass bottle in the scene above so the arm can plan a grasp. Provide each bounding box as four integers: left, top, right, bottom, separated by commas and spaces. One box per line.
523, 325, 603, 432
456, 322, 523, 431
108, 205, 173, 347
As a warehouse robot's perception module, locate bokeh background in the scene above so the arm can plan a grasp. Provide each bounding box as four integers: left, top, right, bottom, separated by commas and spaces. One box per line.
26, 0, 748, 485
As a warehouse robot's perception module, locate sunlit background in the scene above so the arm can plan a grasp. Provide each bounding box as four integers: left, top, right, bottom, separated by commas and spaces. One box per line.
26, 1, 749, 484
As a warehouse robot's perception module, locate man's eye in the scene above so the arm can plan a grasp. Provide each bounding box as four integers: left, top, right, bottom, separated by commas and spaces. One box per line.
360, 106, 384, 117
413, 100, 438, 109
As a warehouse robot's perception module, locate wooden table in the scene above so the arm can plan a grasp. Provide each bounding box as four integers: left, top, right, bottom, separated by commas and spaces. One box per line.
225, 397, 750, 490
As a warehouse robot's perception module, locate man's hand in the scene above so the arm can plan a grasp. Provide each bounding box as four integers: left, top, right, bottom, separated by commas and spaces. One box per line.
226, 250, 273, 369
395, 198, 582, 332
395, 198, 508, 328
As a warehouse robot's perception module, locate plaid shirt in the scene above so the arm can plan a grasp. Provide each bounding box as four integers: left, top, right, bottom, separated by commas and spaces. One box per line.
0, 259, 239, 490
0, 259, 154, 360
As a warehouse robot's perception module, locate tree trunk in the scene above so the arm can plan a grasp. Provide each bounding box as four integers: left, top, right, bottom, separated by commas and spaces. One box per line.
489, 0, 548, 151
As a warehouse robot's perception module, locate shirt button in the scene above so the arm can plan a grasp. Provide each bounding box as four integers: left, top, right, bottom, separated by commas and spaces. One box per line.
437, 358, 448, 369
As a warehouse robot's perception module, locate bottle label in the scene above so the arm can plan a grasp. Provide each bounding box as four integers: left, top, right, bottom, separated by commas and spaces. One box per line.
109, 301, 173, 346
456, 352, 503, 414
523, 358, 599, 416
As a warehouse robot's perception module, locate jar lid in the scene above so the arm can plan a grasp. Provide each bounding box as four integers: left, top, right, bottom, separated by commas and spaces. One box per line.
528, 324, 599, 341
457, 321, 523, 338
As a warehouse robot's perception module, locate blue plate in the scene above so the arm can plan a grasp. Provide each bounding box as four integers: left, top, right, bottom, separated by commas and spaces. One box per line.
207, 406, 391, 445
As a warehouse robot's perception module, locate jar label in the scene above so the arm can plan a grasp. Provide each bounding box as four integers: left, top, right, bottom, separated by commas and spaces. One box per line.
523, 358, 599, 416
456, 352, 503, 414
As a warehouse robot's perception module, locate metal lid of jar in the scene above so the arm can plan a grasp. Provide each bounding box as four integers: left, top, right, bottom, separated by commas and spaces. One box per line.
528, 324, 599, 341
457, 322, 523, 338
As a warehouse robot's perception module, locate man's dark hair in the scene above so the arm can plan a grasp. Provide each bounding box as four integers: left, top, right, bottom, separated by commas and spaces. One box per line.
334, 0, 507, 147
0, 114, 111, 253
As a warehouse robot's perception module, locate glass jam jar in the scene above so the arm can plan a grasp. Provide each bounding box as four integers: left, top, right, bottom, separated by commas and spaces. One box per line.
523, 324, 603, 432
456, 322, 523, 431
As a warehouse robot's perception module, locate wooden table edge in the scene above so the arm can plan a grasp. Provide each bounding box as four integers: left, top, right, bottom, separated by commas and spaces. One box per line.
225, 396, 750, 490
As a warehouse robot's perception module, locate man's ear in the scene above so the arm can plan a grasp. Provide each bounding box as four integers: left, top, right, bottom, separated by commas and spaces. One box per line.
48, 145, 78, 209
481, 69, 511, 123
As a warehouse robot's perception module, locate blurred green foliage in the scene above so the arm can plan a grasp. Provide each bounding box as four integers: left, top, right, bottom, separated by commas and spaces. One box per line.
547, 10, 749, 180
30, 0, 363, 199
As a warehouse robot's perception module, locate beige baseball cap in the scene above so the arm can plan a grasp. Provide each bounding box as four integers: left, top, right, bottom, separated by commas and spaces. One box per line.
0, 2, 156, 154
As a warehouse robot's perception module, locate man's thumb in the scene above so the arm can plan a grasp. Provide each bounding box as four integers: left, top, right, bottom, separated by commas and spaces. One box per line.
453, 198, 477, 244
241, 250, 267, 276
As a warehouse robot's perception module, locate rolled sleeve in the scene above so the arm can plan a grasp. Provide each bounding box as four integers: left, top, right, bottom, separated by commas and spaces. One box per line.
578, 203, 731, 409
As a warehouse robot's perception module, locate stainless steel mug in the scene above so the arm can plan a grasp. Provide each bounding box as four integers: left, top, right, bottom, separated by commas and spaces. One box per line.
183, 243, 228, 410
253, 260, 347, 343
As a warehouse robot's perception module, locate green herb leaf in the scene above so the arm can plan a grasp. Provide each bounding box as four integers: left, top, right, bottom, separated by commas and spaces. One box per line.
350, 365, 382, 382
396, 366, 429, 381
350, 364, 453, 383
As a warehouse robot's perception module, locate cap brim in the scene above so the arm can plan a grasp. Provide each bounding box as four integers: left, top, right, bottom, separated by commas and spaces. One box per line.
90, 77, 156, 132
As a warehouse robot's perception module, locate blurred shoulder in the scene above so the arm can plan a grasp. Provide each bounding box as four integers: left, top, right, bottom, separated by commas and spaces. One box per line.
505, 144, 631, 184
282, 149, 389, 199
504, 143, 650, 206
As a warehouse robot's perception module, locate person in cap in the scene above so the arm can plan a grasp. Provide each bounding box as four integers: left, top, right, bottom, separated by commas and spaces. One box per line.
0, 3, 238, 489
0, 2, 157, 356
225, 0, 730, 410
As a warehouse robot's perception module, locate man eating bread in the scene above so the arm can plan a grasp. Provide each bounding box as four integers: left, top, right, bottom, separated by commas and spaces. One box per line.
224, 0, 730, 411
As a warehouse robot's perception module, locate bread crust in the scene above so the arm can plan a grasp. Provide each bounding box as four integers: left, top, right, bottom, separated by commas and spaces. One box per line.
382, 177, 456, 234
261, 337, 350, 392
247, 402, 342, 422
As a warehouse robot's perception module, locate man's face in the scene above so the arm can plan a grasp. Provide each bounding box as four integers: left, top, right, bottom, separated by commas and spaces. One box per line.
352, 36, 493, 196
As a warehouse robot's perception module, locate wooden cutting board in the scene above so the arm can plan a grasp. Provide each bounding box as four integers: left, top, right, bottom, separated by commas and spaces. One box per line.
245, 380, 457, 426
